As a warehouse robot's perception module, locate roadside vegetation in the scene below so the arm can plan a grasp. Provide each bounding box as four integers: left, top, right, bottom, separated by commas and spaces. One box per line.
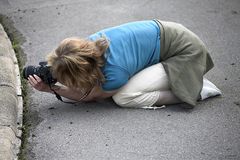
0, 14, 29, 160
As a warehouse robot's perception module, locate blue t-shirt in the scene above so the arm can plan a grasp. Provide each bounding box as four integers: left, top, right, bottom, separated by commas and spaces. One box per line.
88, 20, 161, 91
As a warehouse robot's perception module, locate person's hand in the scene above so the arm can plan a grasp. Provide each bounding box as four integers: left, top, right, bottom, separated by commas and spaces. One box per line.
28, 74, 51, 92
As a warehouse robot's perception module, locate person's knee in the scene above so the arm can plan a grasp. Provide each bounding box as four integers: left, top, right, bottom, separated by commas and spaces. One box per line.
113, 91, 159, 108
112, 92, 138, 108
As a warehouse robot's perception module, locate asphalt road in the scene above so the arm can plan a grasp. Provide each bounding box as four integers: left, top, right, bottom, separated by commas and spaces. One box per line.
1, 0, 240, 159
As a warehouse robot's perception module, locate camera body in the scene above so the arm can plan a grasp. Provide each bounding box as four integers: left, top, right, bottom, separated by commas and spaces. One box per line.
23, 61, 57, 85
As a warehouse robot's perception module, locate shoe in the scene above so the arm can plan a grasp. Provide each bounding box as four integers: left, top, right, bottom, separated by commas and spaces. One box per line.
200, 78, 222, 100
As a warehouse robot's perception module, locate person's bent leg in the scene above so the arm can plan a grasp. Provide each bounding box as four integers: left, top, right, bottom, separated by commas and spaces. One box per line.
154, 90, 181, 106
113, 63, 181, 108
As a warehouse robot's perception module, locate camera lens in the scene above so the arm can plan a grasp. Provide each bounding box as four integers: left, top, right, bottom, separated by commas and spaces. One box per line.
23, 66, 36, 79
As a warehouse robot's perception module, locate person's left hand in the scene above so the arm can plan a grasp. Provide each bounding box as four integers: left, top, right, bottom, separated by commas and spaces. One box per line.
28, 74, 51, 92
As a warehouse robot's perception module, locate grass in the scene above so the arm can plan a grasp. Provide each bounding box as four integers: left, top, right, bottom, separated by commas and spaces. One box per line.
0, 14, 29, 160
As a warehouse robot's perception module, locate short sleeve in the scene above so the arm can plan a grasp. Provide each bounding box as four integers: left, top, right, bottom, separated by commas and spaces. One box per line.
102, 65, 130, 91
88, 33, 100, 41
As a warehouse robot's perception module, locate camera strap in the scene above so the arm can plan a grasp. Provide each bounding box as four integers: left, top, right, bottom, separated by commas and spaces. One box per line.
49, 84, 77, 104
48, 83, 93, 104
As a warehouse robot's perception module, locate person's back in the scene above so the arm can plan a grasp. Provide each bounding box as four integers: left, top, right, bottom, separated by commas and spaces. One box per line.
88, 20, 161, 91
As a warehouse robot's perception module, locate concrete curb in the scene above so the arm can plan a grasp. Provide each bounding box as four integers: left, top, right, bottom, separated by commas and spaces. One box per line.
0, 24, 23, 160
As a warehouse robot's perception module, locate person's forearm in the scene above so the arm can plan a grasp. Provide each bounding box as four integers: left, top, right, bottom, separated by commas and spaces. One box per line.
82, 86, 118, 101
48, 85, 86, 101
48, 85, 116, 102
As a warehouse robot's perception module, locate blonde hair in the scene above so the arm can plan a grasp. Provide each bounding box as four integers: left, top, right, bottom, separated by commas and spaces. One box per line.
47, 37, 109, 90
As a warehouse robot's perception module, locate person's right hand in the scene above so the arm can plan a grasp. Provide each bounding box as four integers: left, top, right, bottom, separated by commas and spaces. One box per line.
28, 74, 51, 92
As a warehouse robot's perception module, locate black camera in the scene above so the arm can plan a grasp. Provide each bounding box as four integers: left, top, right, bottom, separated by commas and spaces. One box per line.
23, 61, 57, 85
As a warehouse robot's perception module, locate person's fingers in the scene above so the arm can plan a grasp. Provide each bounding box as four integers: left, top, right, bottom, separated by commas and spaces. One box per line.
33, 74, 42, 83
28, 77, 39, 88
27, 75, 50, 92
28, 77, 34, 86
28, 76, 34, 84
29, 75, 38, 84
